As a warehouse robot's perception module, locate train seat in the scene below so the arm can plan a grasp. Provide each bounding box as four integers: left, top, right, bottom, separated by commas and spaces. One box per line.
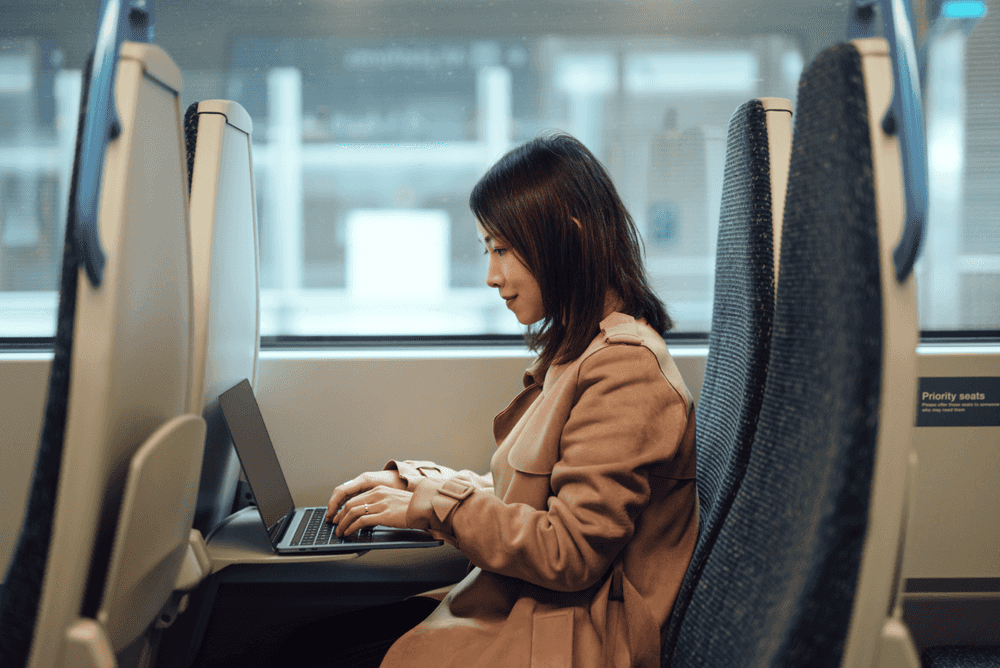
660, 95, 791, 664
922, 646, 1000, 668
182, 99, 262, 539
666, 37, 920, 668
145, 99, 262, 668
0, 38, 208, 668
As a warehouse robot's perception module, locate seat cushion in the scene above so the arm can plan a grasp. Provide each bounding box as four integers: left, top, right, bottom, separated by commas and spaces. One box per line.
923, 646, 1000, 668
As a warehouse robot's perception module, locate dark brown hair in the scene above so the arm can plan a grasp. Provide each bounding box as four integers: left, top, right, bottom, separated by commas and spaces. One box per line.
470, 132, 671, 372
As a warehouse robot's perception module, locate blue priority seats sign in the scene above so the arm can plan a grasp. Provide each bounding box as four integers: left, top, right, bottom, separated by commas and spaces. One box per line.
916, 377, 1000, 427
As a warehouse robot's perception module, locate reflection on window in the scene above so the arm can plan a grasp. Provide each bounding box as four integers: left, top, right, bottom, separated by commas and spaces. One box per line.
0, 40, 71, 336
10, 14, 995, 338
237, 35, 802, 335
2, 31, 808, 337
916, 4, 1000, 331
625, 52, 759, 94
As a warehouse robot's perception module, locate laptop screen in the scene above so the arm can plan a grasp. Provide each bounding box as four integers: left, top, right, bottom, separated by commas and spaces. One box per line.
218, 379, 297, 542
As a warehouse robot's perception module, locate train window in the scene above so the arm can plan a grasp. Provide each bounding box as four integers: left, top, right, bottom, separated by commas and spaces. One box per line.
916, 5, 999, 332
0, 1, 996, 340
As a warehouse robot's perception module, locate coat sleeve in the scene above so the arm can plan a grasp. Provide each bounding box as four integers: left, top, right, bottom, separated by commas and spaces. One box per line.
404, 343, 691, 592
385, 460, 494, 494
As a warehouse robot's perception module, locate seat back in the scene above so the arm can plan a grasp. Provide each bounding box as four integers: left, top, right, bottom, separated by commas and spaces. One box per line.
183, 99, 261, 537
0, 37, 201, 668
838, 37, 920, 668
668, 38, 917, 668
759, 98, 793, 284
660, 96, 791, 663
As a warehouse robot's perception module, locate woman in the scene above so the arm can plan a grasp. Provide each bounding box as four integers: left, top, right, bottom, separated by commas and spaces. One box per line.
326, 133, 698, 668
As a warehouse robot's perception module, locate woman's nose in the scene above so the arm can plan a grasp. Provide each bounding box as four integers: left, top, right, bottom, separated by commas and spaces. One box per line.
486, 257, 502, 288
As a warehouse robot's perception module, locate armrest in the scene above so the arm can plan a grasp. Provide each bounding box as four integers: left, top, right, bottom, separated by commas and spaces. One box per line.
875, 617, 921, 668
97, 414, 206, 652
173, 529, 213, 592
61, 619, 116, 668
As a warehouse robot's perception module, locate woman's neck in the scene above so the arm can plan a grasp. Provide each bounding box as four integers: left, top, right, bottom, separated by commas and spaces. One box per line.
602, 291, 623, 319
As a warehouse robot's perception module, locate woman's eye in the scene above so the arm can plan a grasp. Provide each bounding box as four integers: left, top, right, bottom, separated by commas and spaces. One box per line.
493, 248, 506, 257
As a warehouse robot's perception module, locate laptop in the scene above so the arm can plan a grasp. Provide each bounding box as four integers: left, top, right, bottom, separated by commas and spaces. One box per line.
218, 378, 443, 553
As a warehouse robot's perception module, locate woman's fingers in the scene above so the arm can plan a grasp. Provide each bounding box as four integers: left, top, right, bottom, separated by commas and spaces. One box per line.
326, 471, 382, 520
333, 487, 413, 537
326, 477, 364, 520
326, 470, 407, 521
332, 495, 379, 536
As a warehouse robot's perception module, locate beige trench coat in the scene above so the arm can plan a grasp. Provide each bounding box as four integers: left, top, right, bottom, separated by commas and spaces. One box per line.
381, 313, 698, 668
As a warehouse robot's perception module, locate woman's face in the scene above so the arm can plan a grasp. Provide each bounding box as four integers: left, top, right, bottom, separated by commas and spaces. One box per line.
477, 222, 544, 325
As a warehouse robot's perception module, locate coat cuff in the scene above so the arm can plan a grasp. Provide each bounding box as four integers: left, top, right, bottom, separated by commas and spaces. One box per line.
384, 459, 450, 492
406, 478, 475, 535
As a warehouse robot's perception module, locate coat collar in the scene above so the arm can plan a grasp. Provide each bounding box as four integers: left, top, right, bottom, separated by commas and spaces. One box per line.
521, 312, 645, 391
522, 358, 543, 389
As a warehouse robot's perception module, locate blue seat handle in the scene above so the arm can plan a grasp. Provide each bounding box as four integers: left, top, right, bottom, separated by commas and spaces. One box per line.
75, 0, 155, 287
848, 0, 928, 283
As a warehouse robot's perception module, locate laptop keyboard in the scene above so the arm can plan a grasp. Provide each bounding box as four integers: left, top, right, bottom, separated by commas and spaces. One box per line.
289, 507, 375, 546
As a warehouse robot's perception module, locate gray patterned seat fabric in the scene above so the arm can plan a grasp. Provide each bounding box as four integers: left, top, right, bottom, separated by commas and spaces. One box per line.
660, 98, 775, 664
668, 41, 882, 667
923, 647, 1000, 668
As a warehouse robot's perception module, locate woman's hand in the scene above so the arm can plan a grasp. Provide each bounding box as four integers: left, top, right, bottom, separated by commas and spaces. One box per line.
326, 470, 407, 522
330, 485, 414, 537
